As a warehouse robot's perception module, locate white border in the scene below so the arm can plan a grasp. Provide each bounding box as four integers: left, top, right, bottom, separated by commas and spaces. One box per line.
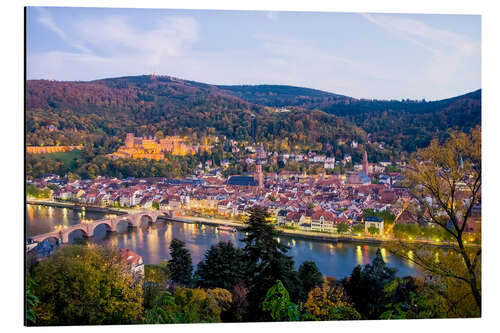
2, 0, 499, 332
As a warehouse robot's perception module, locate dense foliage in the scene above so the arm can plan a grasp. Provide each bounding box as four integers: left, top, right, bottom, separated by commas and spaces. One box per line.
30, 245, 144, 325
26, 76, 363, 150
221, 84, 481, 158
167, 238, 193, 286
26, 184, 51, 199
343, 249, 397, 319
195, 241, 245, 290
241, 207, 302, 321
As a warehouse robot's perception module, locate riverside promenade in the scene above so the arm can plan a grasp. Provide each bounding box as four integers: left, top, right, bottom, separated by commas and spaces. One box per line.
169, 215, 385, 245
26, 200, 461, 248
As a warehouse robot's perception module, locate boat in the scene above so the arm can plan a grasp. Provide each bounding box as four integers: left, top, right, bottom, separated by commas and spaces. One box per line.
217, 225, 237, 233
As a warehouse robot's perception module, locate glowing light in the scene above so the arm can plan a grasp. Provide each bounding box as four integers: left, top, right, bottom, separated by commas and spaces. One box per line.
407, 250, 414, 268
381, 248, 388, 262
54, 224, 66, 232
356, 245, 363, 265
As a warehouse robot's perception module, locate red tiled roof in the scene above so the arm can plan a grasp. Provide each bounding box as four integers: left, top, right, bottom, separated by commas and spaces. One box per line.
120, 248, 143, 265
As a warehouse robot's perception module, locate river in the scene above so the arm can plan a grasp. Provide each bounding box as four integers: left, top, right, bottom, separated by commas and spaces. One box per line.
26, 204, 418, 278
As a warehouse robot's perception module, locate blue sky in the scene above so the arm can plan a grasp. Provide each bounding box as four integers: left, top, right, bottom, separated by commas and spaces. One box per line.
26, 7, 481, 100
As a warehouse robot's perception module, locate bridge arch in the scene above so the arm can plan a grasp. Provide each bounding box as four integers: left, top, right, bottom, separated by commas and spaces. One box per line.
37, 235, 60, 245
137, 214, 154, 228
65, 227, 89, 243
115, 218, 135, 231
89, 221, 114, 237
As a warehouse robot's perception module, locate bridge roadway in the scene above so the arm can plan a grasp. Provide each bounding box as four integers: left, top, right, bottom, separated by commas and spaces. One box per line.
29, 210, 170, 244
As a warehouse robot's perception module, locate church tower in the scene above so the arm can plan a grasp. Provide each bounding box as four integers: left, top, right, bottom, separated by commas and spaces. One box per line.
255, 160, 264, 189
363, 150, 369, 174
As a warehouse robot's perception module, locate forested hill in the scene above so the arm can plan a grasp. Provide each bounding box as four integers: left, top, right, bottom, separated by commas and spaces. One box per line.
26, 75, 365, 152
26, 74, 480, 157
217, 84, 354, 107
219, 84, 481, 153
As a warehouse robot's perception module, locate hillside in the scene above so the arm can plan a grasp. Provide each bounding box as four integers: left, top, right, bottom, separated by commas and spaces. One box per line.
26, 75, 481, 156
218, 84, 481, 153
26, 75, 364, 151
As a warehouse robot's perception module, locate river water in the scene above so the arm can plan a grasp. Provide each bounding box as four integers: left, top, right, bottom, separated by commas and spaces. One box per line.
26, 204, 417, 278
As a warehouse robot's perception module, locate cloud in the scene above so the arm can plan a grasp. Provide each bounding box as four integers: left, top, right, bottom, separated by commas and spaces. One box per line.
35, 7, 90, 53
30, 10, 200, 79
360, 13, 480, 89
72, 15, 199, 69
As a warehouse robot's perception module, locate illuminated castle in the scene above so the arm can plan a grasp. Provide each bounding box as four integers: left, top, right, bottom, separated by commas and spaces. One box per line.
110, 133, 212, 161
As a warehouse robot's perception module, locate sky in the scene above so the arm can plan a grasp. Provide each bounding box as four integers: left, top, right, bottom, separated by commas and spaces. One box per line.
26, 7, 481, 100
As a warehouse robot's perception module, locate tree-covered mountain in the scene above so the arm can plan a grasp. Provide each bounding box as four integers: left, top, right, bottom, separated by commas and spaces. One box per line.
218, 84, 481, 153
26, 75, 480, 159
26, 75, 365, 152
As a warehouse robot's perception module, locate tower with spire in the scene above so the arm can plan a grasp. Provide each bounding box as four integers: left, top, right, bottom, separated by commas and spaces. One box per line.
254, 159, 264, 189
363, 150, 369, 174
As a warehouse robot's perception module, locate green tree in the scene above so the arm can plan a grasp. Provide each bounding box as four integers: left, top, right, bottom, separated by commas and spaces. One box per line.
195, 241, 245, 290
31, 245, 143, 325
337, 222, 349, 235
352, 224, 364, 235
26, 277, 39, 325
145, 287, 222, 324
171, 287, 222, 323
151, 201, 160, 210
144, 291, 178, 324
368, 226, 380, 236
379, 277, 445, 319
297, 261, 323, 302
304, 283, 360, 321
242, 207, 301, 321
167, 238, 193, 286
343, 249, 396, 319
143, 263, 170, 310
261, 280, 300, 321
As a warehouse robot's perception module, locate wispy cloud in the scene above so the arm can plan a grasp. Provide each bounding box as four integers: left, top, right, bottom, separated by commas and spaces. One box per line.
74, 15, 199, 60
35, 7, 90, 53
30, 9, 200, 78
360, 13, 480, 89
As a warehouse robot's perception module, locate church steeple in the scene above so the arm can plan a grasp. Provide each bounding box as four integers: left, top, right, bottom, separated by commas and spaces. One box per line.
363, 150, 369, 174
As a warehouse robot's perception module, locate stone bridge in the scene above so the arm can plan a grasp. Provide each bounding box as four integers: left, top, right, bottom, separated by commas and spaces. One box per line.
29, 210, 171, 244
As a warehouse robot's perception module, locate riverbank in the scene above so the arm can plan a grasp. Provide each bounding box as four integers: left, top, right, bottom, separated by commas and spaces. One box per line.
167, 215, 467, 248
169, 216, 387, 245
26, 200, 472, 248
26, 199, 129, 215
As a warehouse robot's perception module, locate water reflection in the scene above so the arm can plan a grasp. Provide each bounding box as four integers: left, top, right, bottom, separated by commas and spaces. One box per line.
27, 205, 418, 278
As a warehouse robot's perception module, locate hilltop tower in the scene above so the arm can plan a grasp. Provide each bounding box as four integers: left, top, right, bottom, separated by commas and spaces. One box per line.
363, 150, 369, 174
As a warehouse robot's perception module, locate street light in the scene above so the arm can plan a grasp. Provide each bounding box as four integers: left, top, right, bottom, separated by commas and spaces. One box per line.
54, 224, 66, 232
